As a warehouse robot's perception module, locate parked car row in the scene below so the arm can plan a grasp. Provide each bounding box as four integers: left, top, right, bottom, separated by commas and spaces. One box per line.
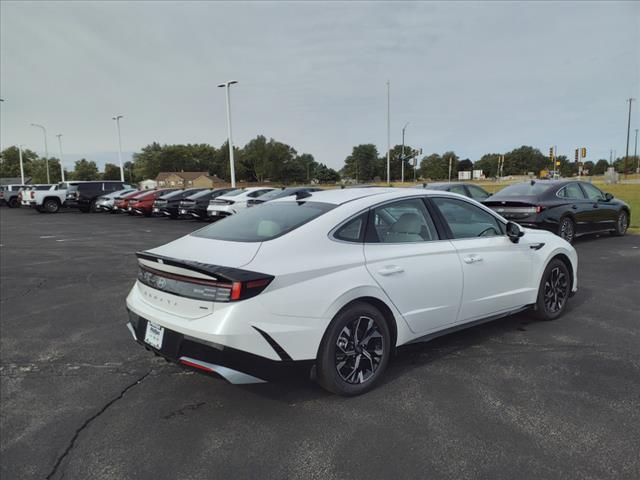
3, 180, 630, 242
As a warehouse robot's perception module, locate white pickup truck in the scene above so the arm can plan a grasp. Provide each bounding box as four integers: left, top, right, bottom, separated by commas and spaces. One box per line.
29, 183, 69, 213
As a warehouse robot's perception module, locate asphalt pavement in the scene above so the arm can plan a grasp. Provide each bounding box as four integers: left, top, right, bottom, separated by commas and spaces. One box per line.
1, 206, 639, 480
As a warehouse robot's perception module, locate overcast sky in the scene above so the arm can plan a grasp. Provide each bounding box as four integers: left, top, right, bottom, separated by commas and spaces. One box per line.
1, 1, 639, 170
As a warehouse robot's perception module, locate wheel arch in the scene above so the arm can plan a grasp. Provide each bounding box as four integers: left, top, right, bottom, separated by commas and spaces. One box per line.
43, 196, 61, 204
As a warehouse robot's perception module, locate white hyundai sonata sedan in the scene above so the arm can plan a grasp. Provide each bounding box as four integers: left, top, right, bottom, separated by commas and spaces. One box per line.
126, 187, 578, 395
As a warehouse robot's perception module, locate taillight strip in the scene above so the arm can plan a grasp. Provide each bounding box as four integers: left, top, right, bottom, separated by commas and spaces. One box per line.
140, 264, 231, 288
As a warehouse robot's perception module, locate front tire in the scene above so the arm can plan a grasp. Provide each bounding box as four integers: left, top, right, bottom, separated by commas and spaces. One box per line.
316, 302, 391, 396
533, 258, 571, 321
612, 210, 629, 236
558, 216, 575, 243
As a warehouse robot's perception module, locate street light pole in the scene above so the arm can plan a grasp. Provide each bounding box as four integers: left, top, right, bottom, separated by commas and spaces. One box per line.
218, 81, 238, 188
401, 122, 409, 183
386, 80, 390, 184
18, 145, 25, 184
55, 134, 66, 182
635, 128, 639, 173
624, 98, 634, 178
112, 115, 125, 182
30, 123, 49, 183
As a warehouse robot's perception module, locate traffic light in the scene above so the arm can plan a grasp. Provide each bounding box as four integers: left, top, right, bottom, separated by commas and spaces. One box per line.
581, 147, 587, 158
575, 149, 579, 162
549, 147, 554, 159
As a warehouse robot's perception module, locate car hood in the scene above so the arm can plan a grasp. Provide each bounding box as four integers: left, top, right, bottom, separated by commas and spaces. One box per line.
145, 234, 261, 269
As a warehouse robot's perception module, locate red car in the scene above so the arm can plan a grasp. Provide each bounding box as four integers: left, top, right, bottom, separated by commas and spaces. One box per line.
128, 189, 177, 216
113, 190, 145, 213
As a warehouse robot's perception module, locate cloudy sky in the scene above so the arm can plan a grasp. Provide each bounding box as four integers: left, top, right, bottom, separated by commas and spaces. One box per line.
1, 1, 638, 170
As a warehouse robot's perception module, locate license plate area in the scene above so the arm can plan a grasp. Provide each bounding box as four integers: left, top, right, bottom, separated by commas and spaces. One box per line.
144, 321, 165, 349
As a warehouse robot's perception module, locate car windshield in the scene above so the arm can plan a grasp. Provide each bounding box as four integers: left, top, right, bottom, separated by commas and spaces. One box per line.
219, 189, 245, 197
492, 182, 554, 197
258, 189, 297, 201
160, 190, 186, 199
193, 201, 335, 242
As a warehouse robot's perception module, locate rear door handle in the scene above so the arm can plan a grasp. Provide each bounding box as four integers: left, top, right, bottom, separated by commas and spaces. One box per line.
462, 255, 483, 264
377, 265, 404, 276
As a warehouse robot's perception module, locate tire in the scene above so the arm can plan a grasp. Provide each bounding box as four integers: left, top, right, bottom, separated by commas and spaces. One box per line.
8, 197, 19, 208
612, 210, 629, 236
557, 216, 575, 243
533, 258, 571, 321
43, 198, 60, 213
316, 302, 391, 396
89, 200, 99, 213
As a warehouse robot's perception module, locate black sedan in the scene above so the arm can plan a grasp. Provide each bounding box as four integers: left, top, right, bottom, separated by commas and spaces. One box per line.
152, 188, 208, 218
482, 180, 631, 242
178, 188, 235, 220
416, 182, 491, 201
246, 186, 323, 206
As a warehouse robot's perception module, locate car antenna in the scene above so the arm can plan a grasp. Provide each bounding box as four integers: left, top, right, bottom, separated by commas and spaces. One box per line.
422, 183, 427, 188
530, 179, 536, 185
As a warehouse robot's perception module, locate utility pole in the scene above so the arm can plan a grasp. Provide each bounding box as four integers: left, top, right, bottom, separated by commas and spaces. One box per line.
112, 115, 125, 182
56, 134, 66, 182
624, 98, 634, 178
218, 81, 238, 188
18, 145, 25, 184
401, 122, 409, 183
30, 123, 50, 183
386, 81, 391, 184
635, 128, 639, 173
448, 154, 453, 182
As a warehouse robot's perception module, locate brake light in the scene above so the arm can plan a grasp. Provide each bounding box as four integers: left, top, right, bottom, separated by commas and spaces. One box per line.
535, 206, 544, 214
18, 193, 22, 200
31, 191, 35, 199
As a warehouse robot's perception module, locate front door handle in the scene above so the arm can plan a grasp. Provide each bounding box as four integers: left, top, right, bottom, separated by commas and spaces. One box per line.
571, 205, 578, 210
377, 265, 404, 276
463, 255, 483, 264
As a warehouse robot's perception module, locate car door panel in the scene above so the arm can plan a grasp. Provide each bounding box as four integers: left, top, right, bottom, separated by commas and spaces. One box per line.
365, 242, 463, 334
430, 196, 536, 322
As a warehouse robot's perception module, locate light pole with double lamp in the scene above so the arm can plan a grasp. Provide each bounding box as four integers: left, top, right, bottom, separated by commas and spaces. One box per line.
218, 81, 238, 188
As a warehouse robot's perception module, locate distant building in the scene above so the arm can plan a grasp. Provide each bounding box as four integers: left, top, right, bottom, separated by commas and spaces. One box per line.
155, 172, 225, 189
139, 179, 158, 190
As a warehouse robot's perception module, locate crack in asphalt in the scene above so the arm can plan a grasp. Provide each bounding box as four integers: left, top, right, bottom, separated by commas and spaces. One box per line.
161, 401, 207, 420
45, 370, 152, 480
0, 278, 46, 303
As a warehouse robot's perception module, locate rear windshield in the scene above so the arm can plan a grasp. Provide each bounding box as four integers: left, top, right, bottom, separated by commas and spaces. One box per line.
193, 201, 335, 242
258, 189, 296, 201
492, 182, 553, 197
220, 189, 245, 197
185, 189, 212, 200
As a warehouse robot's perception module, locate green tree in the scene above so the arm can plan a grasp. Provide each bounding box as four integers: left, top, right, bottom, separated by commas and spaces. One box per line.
298, 153, 318, 183
342, 144, 379, 182
503, 146, 547, 175
314, 163, 340, 183
458, 158, 473, 172
583, 161, 594, 174
71, 159, 100, 180
419, 153, 445, 180
592, 159, 609, 175
474, 153, 501, 178
132, 143, 219, 180
0, 146, 39, 179
557, 156, 577, 177
103, 163, 121, 180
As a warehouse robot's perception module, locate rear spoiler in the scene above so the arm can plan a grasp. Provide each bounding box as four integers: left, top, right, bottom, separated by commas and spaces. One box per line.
135, 251, 271, 283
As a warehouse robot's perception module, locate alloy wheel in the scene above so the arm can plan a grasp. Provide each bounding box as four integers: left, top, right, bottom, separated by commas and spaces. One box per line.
543, 267, 569, 314
618, 211, 628, 234
560, 218, 574, 242
335, 316, 384, 384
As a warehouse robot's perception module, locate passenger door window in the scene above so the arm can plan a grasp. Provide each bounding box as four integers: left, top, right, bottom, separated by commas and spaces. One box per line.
558, 183, 586, 199
370, 199, 438, 243
580, 183, 604, 201
467, 185, 490, 200
432, 197, 503, 238
449, 185, 467, 196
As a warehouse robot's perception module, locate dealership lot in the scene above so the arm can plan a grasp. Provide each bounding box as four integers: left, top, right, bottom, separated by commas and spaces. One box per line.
1, 208, 639, 479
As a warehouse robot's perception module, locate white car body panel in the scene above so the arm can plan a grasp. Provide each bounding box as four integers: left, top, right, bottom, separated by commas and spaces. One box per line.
206, 187, 274, 217
126, 188, 578, 382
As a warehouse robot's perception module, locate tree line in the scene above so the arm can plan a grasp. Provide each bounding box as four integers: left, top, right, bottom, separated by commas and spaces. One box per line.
1, 140, 636, 185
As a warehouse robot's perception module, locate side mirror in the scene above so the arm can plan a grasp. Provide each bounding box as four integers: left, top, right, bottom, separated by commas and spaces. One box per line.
506, 221, 525, 243
604, 192, 614, 201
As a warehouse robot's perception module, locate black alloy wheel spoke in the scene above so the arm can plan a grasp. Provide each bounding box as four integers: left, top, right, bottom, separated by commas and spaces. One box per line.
335, 316, 384, 385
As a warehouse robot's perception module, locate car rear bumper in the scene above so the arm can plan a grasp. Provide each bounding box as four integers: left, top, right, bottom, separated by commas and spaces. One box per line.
127, 310, 313, 383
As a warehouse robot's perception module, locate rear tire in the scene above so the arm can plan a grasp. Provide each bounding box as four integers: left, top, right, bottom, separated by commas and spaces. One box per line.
533, 258, 571, 321
557, 216, 575, 243
316, 302, 391, 396
43, 198, 60, 213
8, 197, 19, 208
612, 210, 629, 236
